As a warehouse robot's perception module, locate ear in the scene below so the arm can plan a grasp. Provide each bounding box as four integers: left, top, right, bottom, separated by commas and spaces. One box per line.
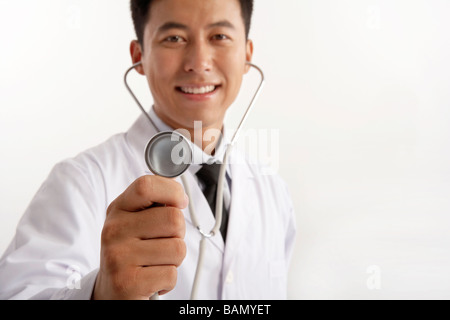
130, 40, 145, 75
244, 39, 254, 74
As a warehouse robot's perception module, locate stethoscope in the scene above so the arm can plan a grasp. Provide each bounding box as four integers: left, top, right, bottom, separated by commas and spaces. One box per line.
124, 60, 265, 300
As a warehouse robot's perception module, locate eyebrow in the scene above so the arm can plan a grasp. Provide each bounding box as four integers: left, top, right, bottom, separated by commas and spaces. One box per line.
157, 22, 188, 33
207, 20, 236, 30
157, 20, 236, 33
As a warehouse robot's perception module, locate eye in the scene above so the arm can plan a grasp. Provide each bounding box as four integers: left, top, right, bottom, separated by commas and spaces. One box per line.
212, 34, 229, 41
165, 35, 184, 43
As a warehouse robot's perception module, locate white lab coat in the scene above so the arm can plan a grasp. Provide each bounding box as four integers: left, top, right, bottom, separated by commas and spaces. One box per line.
0, 111, 296, 300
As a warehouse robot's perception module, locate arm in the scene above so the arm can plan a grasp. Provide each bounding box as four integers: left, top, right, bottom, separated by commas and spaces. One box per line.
0, 160, 105, 300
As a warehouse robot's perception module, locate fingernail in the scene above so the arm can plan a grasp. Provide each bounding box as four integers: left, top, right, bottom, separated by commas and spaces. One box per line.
184, 194, 189, 207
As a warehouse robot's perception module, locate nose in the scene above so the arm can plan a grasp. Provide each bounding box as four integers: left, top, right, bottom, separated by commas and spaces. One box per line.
183, 40, 212, 74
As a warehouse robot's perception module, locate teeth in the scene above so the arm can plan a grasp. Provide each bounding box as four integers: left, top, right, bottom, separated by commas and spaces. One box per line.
180, 85, 216, 94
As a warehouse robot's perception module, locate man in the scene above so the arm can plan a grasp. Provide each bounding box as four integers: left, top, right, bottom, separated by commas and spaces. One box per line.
0, 0, 296, 300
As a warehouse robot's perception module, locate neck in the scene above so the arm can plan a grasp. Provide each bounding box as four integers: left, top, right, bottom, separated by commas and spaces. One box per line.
153, 108, 224, 156
188, 126, 223, 156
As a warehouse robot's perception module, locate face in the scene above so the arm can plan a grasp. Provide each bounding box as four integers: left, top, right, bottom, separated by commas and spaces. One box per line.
130, 0, 253, 133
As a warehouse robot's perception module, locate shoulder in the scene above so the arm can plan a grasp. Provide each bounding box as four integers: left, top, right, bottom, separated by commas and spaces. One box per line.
43, 133, 127, 189
65, 133, 129, 170
46, 132, 133, 200
55, 132, 133, 176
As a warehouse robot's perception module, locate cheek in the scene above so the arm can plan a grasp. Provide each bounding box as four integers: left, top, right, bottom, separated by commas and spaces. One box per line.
220, 47, 247, 84
226, 73, 244, 99
222, 58, 246, 99
145, 52, 178, 94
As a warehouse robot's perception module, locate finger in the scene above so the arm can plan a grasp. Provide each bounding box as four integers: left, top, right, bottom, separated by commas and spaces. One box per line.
133, 265, 178, 298
127, 238, 187, 267
123, 206, 186, 240
113, 176, 188, 212
101, 207, 186, 244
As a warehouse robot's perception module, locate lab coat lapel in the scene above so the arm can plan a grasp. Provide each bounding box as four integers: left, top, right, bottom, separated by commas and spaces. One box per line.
223, 151, 255, 272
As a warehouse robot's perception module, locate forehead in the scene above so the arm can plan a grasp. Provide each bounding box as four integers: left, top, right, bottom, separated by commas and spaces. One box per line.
147, 0, 245, 32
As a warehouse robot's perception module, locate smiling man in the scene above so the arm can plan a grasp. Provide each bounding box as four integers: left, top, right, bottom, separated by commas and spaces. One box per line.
130, 0, 254, 149
0, 0, 296, 300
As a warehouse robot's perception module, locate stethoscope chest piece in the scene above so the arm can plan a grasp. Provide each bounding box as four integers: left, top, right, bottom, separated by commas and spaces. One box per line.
145, 131, 193, 178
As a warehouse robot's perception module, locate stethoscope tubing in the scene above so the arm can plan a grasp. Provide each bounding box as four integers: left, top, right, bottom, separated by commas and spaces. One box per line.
124, 60, 265, 300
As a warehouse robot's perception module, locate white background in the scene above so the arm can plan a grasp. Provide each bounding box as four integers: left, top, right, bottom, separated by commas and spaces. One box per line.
1, 0, 450, 299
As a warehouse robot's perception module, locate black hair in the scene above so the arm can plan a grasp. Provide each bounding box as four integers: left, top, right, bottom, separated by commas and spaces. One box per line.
130, 0, 254, 47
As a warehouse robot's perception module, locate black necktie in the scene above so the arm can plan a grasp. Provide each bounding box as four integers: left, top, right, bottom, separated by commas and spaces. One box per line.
196, 163, 229, 242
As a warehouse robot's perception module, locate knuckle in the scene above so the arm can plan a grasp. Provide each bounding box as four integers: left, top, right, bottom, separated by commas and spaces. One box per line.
167, 208, 185, 236
102, 244, 123, 273
174, 182, 185, 200
173, 239, 187, 265
166, 180, 185, 205
111, 269, 133, 294
166, 266, 178, 290
101, 219, 120, 242
106, 201, 116, 217
135, 176, 152, 198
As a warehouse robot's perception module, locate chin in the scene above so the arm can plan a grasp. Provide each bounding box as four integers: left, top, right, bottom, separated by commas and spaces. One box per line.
178, 110, 224, 127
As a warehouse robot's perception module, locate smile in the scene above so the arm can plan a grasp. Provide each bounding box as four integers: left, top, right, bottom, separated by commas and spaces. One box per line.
177, 85, 220, 95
